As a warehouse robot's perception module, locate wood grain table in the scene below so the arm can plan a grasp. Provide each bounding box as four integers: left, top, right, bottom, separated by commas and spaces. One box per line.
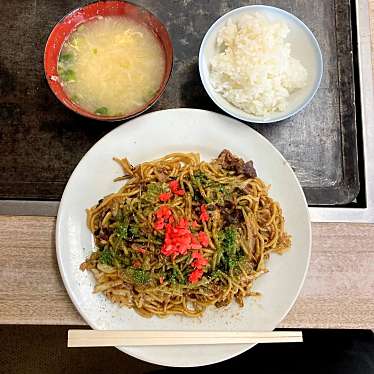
0, 3, 373, 328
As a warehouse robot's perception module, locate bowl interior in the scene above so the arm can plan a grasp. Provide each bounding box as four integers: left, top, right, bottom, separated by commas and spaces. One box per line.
44, 1, 173, 121
199, 5, 323, 123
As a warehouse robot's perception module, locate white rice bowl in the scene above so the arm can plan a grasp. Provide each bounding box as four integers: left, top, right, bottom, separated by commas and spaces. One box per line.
209, 13, 308, 117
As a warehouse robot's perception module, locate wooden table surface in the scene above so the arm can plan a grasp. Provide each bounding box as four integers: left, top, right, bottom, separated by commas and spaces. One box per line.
0, 3, 373, 328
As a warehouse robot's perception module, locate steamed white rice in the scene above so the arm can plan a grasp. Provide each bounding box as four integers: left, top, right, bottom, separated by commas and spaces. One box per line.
210, 13, 308, 116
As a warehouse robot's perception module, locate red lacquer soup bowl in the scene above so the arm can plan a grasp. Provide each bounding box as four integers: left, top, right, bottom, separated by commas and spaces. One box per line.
44, 1, 173, 121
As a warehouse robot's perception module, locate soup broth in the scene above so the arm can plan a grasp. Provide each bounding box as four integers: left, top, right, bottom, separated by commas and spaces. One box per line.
58, 16, 166, 116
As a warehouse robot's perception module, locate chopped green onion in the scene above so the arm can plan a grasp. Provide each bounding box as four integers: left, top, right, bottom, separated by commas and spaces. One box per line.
71, 94, 79, 103
95, 107, 109, 115
60, 69, 76, 82
59, 53, 74, 63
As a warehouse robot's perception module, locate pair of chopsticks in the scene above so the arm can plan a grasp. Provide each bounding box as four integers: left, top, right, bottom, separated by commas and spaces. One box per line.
68, 330, 303, 347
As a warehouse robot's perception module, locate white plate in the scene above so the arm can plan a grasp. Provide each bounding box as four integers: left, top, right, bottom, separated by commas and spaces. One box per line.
56, 108, 311, 367
199, 5, 323, 123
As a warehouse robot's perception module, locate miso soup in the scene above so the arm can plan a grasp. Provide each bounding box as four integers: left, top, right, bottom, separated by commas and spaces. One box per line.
58, 16, 166, 116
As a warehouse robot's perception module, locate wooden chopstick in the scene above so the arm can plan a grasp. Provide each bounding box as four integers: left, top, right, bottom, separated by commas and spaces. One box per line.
68, 330, 303, 347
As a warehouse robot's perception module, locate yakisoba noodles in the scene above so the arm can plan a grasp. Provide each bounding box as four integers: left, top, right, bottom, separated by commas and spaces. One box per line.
81, 150, 291, 318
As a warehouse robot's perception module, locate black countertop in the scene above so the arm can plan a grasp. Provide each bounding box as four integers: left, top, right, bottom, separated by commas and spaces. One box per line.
0, 0, 360, 205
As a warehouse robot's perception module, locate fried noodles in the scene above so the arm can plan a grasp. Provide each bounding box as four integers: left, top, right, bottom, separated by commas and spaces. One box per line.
81, 150, 291, 318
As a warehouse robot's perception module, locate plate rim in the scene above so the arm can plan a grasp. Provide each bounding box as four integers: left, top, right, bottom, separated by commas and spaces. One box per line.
55, 108, 312, 367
